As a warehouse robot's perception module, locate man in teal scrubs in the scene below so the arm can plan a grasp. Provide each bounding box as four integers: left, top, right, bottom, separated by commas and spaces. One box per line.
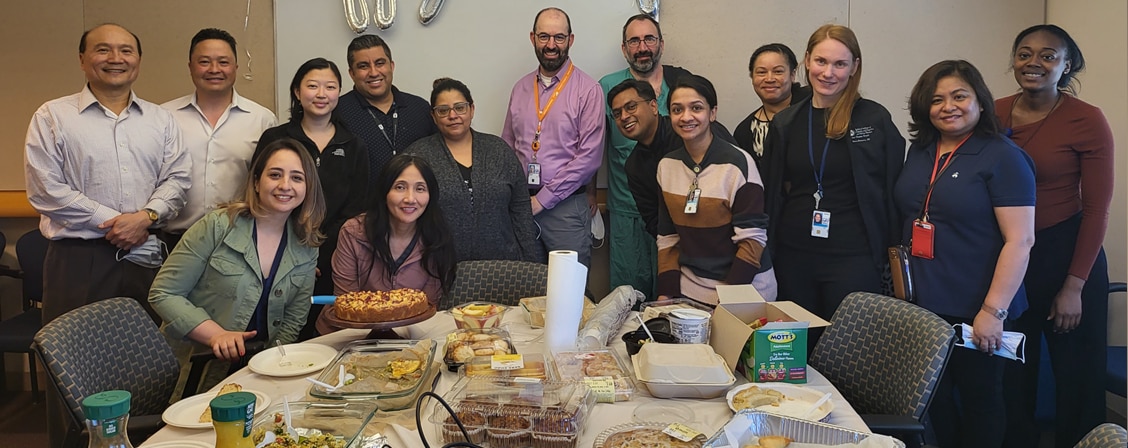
599, 14, 691, 301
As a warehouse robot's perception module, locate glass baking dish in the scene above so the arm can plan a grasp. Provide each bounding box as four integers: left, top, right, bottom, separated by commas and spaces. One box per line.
308, 339, 437, 410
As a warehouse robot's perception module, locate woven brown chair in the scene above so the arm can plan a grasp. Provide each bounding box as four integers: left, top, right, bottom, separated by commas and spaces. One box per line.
809, 291, 955, 448
440, 260, 549, 310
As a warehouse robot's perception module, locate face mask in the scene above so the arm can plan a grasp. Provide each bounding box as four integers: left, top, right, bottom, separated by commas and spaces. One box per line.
116, 234, 168, 269
953, 323, 1026, 363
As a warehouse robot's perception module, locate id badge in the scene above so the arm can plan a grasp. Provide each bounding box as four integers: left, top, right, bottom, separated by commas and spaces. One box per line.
810, 210, 830, 238
911, 219, 935, 259
527, 162, 541, 186
684, 188, 701, 214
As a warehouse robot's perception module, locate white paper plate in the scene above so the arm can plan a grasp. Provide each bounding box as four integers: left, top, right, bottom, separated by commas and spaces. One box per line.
143, 441, 213, 448
161, 389, 271, 429
725, 383, 834, 422
248, 343, 337, 377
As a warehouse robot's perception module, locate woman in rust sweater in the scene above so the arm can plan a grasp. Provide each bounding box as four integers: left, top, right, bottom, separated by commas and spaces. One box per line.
998, 25, 1115, 448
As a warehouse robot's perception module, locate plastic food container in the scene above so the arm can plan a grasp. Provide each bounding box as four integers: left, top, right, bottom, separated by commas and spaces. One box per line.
444, 328, 517, 372
594, 421, 704, 448
622, 329, 676, 356
632, 343, 733, 384
461, 353, 556, 382
639, 298, 714, 322
552, 350, 635, 402
520, 296, 596, 328
251, 401, 377, 447
703, 410, 905, 448
430, 377, 595, 448
308, 339, 437, 411
451, 302, 508, 329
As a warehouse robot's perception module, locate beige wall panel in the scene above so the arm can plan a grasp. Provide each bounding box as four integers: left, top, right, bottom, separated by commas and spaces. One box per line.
0, 0, 86, 191
849, 0, 1044, 140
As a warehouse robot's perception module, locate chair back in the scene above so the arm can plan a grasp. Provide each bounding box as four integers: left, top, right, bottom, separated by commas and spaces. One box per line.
33, 297, 179, 426
441, 260, 549, 309
16, 229, 48, 307
1074, 423, 1128, 448
809, 291, 954, 421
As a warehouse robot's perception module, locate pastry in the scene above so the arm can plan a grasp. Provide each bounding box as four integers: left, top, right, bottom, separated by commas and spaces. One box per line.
603, 427, 702, 448
334, 288, 429, 322
198, 382, 243, 423
731, 385, 785, 411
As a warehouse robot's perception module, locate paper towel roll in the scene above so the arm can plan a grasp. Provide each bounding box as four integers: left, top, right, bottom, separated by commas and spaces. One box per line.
544, 250, 588, 353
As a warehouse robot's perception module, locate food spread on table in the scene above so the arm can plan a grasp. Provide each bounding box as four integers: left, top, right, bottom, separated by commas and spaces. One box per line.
334, 289, 430, 322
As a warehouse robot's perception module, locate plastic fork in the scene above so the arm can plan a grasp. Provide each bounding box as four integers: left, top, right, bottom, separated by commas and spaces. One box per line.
276, 339, 292, 368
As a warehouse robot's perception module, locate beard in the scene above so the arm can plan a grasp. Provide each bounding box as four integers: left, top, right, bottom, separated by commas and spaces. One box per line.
628, 49, 661, 74
537, 45, 570, 73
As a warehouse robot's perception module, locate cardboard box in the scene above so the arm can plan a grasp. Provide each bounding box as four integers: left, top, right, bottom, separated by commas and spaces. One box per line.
709, 285, 830, 384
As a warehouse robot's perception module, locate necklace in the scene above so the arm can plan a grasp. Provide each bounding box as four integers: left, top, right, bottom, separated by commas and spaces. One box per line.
1005, 93, 1062, 148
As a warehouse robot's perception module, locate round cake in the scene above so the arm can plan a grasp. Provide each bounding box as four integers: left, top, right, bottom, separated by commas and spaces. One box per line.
334, 289, 430, 322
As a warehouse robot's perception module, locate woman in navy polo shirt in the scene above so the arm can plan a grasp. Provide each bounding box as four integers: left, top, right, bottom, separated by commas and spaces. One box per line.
895, 60, 1036, 447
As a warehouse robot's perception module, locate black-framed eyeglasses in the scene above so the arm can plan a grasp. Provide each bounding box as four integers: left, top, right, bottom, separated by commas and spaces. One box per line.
611, 98, 650, 118
432, 102, 471, 116
536, 33, 569, 45
624, 35, 660, 48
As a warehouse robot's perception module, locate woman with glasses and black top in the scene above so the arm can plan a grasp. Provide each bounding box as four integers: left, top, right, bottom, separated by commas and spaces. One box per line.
405, 78, 543, 264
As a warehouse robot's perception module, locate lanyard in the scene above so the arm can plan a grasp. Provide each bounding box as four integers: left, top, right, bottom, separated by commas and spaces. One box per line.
531, 63, 575, 157
807, 105, 831, 209
920, 134, 973, 221
363, 95, 398, 151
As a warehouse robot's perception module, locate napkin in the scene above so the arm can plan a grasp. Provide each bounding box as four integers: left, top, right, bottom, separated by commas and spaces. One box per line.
544, 250, 588, 353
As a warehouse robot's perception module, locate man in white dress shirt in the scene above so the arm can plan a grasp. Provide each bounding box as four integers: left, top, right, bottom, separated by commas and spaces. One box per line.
162, 28, 277, 246
24, 23, 191, 325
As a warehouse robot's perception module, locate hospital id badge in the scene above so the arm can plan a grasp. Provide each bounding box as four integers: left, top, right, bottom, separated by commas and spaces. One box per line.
684, 188, 701, 214
810, 210, 830, 238
527, 162, 541, 186
911, 219, 935, 259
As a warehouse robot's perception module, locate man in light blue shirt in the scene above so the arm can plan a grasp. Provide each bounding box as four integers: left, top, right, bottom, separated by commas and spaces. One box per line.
24, 24, 191, 325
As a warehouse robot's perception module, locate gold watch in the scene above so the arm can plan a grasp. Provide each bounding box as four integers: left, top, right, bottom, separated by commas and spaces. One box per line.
144, 208, 159, 222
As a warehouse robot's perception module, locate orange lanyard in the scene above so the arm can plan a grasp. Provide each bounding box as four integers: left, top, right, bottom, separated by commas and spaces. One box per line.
921, 133, 972, 221
531, 64, 575, 154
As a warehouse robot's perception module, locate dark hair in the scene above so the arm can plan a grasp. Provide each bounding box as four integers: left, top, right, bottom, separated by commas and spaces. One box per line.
533, 7, 571, 34
288, 58, 342, 121
347, 34, 393, 67
231, 138, 326, 246
1011, 24, 1085, 94
667, 74, 718, 111
749, 43, 799, 74
364, 154, 457, 294
907, 60, 1001, 144
606, 79, 656, 108
430, 78, 474, 105
621, 14, 662, 43
79, 23, 142, 56
189, 28, 237, 60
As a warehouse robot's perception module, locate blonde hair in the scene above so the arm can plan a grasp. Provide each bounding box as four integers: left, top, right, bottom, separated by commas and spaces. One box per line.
226, 138, 326, 247
805, 24, 862, 140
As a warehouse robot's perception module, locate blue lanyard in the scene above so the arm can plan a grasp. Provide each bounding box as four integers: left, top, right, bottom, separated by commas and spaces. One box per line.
808, 105, 831, 207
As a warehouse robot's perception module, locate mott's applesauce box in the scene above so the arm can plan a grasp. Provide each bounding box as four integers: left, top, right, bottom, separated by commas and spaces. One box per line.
739, 321, 809, 383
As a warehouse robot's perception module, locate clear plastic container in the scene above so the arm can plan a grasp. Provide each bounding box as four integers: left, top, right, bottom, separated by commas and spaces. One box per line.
251, 401, 377, 446
639, 298, 714, 322
83, 390, 135, 448
519, 296, 596, 328
430, 377, 595, 448
460, 352, 556, 381
308, 339, 437, 411
444, 328, 517, 372
552, 350, 635, 402
451, 302, 509, 329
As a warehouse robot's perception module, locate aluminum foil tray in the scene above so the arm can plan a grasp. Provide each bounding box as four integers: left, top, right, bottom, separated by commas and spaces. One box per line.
703, 410, 905, 448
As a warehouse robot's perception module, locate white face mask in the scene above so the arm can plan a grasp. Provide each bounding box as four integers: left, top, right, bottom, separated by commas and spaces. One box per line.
953, 323, 1027, 363
115, 234, 168, 269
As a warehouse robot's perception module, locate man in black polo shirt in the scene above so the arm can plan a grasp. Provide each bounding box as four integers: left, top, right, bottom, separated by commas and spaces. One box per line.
336, 35, 436, 182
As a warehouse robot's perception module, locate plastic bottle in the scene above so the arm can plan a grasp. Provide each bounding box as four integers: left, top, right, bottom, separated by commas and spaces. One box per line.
83, 390, 134, 448
211, 391, 257, 448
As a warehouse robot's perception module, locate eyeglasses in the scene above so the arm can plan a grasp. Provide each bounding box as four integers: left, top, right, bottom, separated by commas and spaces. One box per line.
611, 98, 650, 119
624, 36, 660, 48
536, 33, 569, 45
432, 102, 471, 116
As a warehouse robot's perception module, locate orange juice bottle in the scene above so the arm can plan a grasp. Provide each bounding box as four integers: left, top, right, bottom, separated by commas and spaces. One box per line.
211, 391, 257, 448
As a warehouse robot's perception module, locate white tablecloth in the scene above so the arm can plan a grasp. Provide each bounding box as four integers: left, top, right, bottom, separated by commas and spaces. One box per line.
143, 310, 867, 446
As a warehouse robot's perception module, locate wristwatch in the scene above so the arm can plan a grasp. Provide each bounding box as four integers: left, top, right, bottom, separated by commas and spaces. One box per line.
144, 208, 159, 223
981, 304, 1008, 321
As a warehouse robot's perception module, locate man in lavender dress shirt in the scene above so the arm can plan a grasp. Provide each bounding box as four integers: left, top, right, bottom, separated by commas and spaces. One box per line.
502, 7, 605, 267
